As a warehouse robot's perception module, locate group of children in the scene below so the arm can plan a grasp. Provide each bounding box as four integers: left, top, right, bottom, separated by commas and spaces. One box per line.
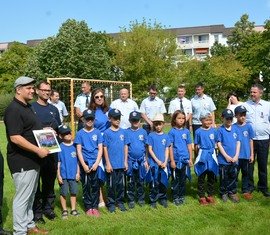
56, 104, 254, 219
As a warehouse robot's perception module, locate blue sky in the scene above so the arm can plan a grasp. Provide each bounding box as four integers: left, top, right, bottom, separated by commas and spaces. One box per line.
1, 0, 269, 43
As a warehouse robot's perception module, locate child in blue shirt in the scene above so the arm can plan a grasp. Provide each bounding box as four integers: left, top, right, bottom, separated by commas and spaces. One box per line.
126, 111, 148, 208
57, 125, 80, 219
147, 113, 171, 208
103, 109, 128, 213
194, 111, 218, 205
234, 105, 254, 200
168, 110, 193, 206
217, 109, 241, 203
74, 109, 103, 217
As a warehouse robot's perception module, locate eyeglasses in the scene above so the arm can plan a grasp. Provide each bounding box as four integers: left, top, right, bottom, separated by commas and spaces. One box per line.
149, 92, 157, 95
39, 89, 51, 93
94, 95, 104, 99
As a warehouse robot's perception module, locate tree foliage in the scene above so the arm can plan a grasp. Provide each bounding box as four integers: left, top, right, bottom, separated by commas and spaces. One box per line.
26, 19, 112, 81
109, 19, 181, 101
0, 42, 33, 93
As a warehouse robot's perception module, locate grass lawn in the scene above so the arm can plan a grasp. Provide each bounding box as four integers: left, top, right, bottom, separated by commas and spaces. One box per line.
1, 123, 270, 234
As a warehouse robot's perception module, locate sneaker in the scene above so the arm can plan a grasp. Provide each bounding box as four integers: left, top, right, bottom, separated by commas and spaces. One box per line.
243, 192, 253, 200
62, 210, 68, 219
70, 209, 79, 216
228, 194, 240, 203
150, 203, 157, 209
128, 201, 135, 209
179, 197, 185, 205
160, 200, 168, 208
118, 203, 127, 212
98, 201, 106, 208
86, 208, 93, 216
173, 199, 181, 206
199, 197, 208, 205
138, 201, 145, 207
108, 206, 116, 213
92, 209, 100, 217
206, 196, 215, 204
221, 194, 229, 202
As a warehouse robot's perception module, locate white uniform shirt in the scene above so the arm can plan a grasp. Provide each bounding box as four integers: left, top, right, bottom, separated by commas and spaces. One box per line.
140, 96, 166, 120
48, 100, 68, 123
110, 98, 139, 129
74, 93, 91, 113
168, 97, 192, 116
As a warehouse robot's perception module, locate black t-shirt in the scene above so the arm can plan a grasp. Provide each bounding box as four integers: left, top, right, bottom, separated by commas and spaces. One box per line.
4, 98, 43, 174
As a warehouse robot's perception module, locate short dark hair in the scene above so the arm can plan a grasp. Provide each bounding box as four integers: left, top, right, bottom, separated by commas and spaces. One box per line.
252, 83, 264, 92
149, 84, 157, 92
226, 91, 239, 101
195, 82, 204, 88
36, 80, 50, 89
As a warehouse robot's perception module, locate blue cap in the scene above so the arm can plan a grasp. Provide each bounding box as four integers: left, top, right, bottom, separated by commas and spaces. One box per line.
108, 108, 122, 118
83, 109, 95, 120
234, 105, 247, 114
58, 125, 71, 135
222, 109, 234, 118
129, 111, 141, 121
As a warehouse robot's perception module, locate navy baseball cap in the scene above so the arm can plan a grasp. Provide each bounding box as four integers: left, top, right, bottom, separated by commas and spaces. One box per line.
129, 111, 141, 121
234, 105, 247, 115
58, 125, 71, 135
222, 109, 234, 118
83, 109, 95, 120
108, 108, 122, 118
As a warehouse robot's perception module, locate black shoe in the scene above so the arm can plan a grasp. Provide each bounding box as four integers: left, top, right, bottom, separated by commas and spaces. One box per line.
34, 217, 46, 224
128, 201, 135, 209
118, 203, 127, 212
0, 228, 13, 235
261, 191, 270, 197
150, 203, 157, 209
108, 205, 116, 213
160, 200, 168, 208
44, 211, 56, 220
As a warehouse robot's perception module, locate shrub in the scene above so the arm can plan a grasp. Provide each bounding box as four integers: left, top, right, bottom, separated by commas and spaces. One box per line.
0, 93, 13, 120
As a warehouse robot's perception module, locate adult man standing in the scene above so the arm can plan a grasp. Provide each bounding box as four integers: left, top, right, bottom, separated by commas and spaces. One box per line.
32, 81, 61, 223
244, 84, 270, 197
110, 88, 139, 129
4, 76, 49, 235
168, 84, 192, 127
140, 84, 166, 134
191, 82, 216, 136
74, 81, 91, 130
48, 90, 68, 123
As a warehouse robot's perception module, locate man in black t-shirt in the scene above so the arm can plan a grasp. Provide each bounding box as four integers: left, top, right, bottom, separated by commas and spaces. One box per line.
32, 81, 61, 223
4, 76, 49, 235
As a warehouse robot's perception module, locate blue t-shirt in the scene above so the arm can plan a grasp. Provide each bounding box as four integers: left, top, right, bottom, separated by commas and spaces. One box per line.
74, 128, 103, 167
217, 125, 241, 165
194, 127, 217, 150
168, 127, 192, 163
58, 143, 78, 179
147, 132, 171, 166
93, 107, 110, 133
125, 127, 148, 161
103, 128, 127, 169
233, 122, 254, 160
32, 102, 61, 130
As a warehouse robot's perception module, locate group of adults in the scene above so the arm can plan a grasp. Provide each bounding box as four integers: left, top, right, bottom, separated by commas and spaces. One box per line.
2, 77, 270, 235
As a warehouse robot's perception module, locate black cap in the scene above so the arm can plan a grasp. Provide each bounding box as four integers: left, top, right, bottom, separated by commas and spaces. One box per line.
129, 111, 141, 121
83, 109, 95, 120
222, 109, 234, 118
58, 125, 71, 135
234, 105, 247, 115
108, 108, 122, 118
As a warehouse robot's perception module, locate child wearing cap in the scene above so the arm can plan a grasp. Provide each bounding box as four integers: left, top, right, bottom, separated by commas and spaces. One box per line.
194, 111, 218, 205
125, 111, 148, 208
168, 110, 193, 206
57, 125, 80, 219
147, 113, 171, 208
74, 109, 103, 217
233, 105, 255, 200
103, 108, 128, 212
217, 109, 241, 203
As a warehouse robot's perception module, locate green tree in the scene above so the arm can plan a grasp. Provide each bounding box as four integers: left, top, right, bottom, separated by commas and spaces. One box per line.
210, 41, 231, 56
109, 19, 181, 101
0, 42, 33, 93
26, 19, 112, 81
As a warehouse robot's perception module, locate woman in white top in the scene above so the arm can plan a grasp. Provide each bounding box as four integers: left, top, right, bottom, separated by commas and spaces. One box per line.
227, 92, 243, 123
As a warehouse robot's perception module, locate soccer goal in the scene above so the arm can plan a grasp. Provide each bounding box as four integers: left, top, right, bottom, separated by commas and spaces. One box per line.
47, 77, 132, 136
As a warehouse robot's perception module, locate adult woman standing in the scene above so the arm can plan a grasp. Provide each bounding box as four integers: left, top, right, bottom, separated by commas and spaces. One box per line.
88, 88, 110, 208
227, 92, 243, 123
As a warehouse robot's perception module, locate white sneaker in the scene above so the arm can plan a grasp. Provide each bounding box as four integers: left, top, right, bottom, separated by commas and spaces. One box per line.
98, 202, 106, 208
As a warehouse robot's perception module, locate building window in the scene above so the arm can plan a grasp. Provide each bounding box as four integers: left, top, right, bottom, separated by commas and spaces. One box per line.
178, 36, 192, 44
214, 34, 219, 42
198, 35, 209, 43
183, 49, 193, 56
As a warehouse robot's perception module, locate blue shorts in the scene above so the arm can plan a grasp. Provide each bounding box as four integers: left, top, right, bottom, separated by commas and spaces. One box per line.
60, 179, 78, 197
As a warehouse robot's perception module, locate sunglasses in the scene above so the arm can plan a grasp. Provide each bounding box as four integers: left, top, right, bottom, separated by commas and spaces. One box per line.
94, 95, 104, 99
